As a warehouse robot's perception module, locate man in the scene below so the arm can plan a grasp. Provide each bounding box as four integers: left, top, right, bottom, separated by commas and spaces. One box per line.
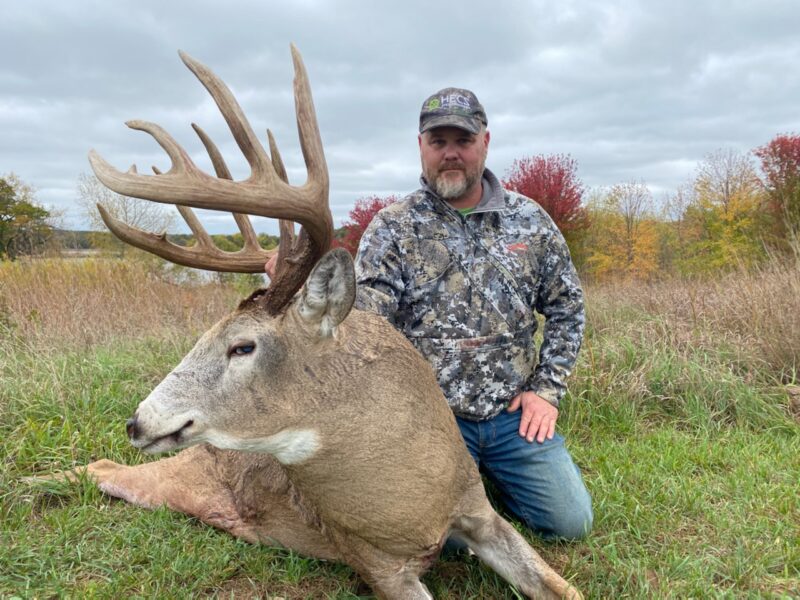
353, 88, 592, 541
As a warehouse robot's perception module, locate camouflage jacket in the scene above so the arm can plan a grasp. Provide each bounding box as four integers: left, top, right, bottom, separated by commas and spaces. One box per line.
354, 168, 585, 420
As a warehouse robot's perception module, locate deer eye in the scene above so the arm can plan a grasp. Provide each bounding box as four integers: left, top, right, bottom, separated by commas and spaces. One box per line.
229, 343, 255, 357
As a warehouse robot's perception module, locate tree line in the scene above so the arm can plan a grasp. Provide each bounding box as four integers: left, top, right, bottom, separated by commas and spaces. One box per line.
3, 132, 798, 283
0, 174, 52, 260
335, 133, 800, 282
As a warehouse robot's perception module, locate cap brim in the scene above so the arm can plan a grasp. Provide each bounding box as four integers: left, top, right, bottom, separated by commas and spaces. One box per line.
419, 114, 482, 134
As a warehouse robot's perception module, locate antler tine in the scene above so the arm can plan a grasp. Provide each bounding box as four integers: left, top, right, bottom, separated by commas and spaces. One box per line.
191, 123, 261, 253
179, 51, 272, 179
268, 128, 289, 183
290, 43, 328, 203
151, 163, 213, 250
267, 128, 301, 280
176, 206, 215, 250
96, 203, 276, 272
190, 123, 233, 180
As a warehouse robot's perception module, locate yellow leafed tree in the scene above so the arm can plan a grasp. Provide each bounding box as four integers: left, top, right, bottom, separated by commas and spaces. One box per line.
584, 182, 660, 281
679, 149, 766, 273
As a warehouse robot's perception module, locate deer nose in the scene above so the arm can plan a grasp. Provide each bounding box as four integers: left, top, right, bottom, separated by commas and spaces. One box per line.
126, 415, 139, 440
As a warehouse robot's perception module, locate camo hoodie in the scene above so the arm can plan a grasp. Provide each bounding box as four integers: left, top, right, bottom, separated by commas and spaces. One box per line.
354, 168, 585, 420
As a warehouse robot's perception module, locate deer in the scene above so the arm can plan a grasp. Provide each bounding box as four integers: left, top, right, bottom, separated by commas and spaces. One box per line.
55, 46, 583, 599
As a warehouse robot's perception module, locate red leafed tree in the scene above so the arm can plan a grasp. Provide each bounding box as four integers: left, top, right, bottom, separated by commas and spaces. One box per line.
502, 154, 588, 234
334, 195, 399, 256
754, 133, 800, 243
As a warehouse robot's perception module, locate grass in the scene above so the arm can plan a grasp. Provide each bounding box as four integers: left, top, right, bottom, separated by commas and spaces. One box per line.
0, 258, 242, 347
1, 258, 799, 598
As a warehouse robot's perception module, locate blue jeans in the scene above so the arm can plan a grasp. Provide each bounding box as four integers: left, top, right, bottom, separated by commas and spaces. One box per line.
456, 409, 593, 541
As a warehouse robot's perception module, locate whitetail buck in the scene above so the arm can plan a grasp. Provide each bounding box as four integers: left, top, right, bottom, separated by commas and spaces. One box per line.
65, 46, 583, 599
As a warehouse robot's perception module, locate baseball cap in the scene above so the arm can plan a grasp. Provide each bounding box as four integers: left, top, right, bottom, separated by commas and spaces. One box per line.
419, 88, 488, 134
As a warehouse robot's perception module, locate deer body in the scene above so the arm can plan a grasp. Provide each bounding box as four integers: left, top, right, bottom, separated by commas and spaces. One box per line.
65, 47, 582, 598
82, 251, 579, 598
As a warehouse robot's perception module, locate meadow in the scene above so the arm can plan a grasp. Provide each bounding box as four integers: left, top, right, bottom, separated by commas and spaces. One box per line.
1, 258, 798, 599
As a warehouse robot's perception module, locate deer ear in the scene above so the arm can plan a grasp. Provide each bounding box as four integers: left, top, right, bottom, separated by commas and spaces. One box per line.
297, 248, 356, 337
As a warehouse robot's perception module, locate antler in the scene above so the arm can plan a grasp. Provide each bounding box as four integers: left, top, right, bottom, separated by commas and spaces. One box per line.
89, 45, 332, 314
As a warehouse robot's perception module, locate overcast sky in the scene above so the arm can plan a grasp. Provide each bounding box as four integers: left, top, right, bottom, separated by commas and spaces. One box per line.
2, 0, 799, 234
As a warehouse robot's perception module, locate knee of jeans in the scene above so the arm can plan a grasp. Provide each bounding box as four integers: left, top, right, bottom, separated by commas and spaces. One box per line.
548, 502, 593, 541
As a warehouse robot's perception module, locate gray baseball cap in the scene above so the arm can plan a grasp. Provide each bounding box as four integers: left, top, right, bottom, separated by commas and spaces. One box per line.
419, 87, 488, 134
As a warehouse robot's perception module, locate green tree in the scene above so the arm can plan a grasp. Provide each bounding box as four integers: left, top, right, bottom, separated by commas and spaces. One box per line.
681, 149, 766, 272
0, 174, 52, 260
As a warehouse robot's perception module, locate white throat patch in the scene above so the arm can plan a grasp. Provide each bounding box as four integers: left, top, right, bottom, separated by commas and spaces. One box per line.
203, 429, 321, 465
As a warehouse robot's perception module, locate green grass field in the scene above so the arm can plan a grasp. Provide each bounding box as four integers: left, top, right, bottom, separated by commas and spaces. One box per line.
1, 260, 798, 598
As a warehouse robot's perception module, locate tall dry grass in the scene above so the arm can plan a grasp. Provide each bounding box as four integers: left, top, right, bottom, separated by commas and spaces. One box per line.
586, 257, 800, 384
0, 258, 243, 348
3, 254, 798, 383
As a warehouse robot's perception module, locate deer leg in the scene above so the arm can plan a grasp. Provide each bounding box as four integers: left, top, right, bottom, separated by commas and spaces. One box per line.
349, 562, 434, 600
451, 488, 583, 600
42, 445, 339, 560
354, 563, 432, 600
322, 529, 434, 600
370, 574, 433, 600
77, 446, 265, 543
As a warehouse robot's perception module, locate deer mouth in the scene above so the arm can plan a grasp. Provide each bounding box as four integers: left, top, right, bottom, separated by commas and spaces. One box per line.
133, 419, 195, 454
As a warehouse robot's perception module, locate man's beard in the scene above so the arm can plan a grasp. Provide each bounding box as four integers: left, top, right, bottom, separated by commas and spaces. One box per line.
424, 159, 485, 200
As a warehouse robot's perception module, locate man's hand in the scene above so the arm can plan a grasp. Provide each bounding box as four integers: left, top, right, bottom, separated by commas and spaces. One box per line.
507, 391, 558, 443
265, 255, 277, 279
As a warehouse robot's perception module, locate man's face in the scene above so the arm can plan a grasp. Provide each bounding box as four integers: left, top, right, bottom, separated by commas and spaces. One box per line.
419, 126, 490, 200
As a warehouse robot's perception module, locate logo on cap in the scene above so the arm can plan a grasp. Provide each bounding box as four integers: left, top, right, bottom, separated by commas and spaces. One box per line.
440, 93, 472, 110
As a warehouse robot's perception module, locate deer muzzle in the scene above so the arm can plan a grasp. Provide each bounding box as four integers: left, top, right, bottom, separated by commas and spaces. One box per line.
126, 411, 197, 454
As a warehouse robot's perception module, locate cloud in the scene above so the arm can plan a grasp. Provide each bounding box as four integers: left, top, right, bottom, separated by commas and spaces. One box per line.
2, 0, 799, 233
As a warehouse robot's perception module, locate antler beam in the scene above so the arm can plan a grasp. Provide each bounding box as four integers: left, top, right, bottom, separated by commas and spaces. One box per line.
89, 45, 332, 312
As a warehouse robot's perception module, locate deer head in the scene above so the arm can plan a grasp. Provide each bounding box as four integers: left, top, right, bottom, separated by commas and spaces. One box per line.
89, 46, 352, 459
125, 247, 356, 461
